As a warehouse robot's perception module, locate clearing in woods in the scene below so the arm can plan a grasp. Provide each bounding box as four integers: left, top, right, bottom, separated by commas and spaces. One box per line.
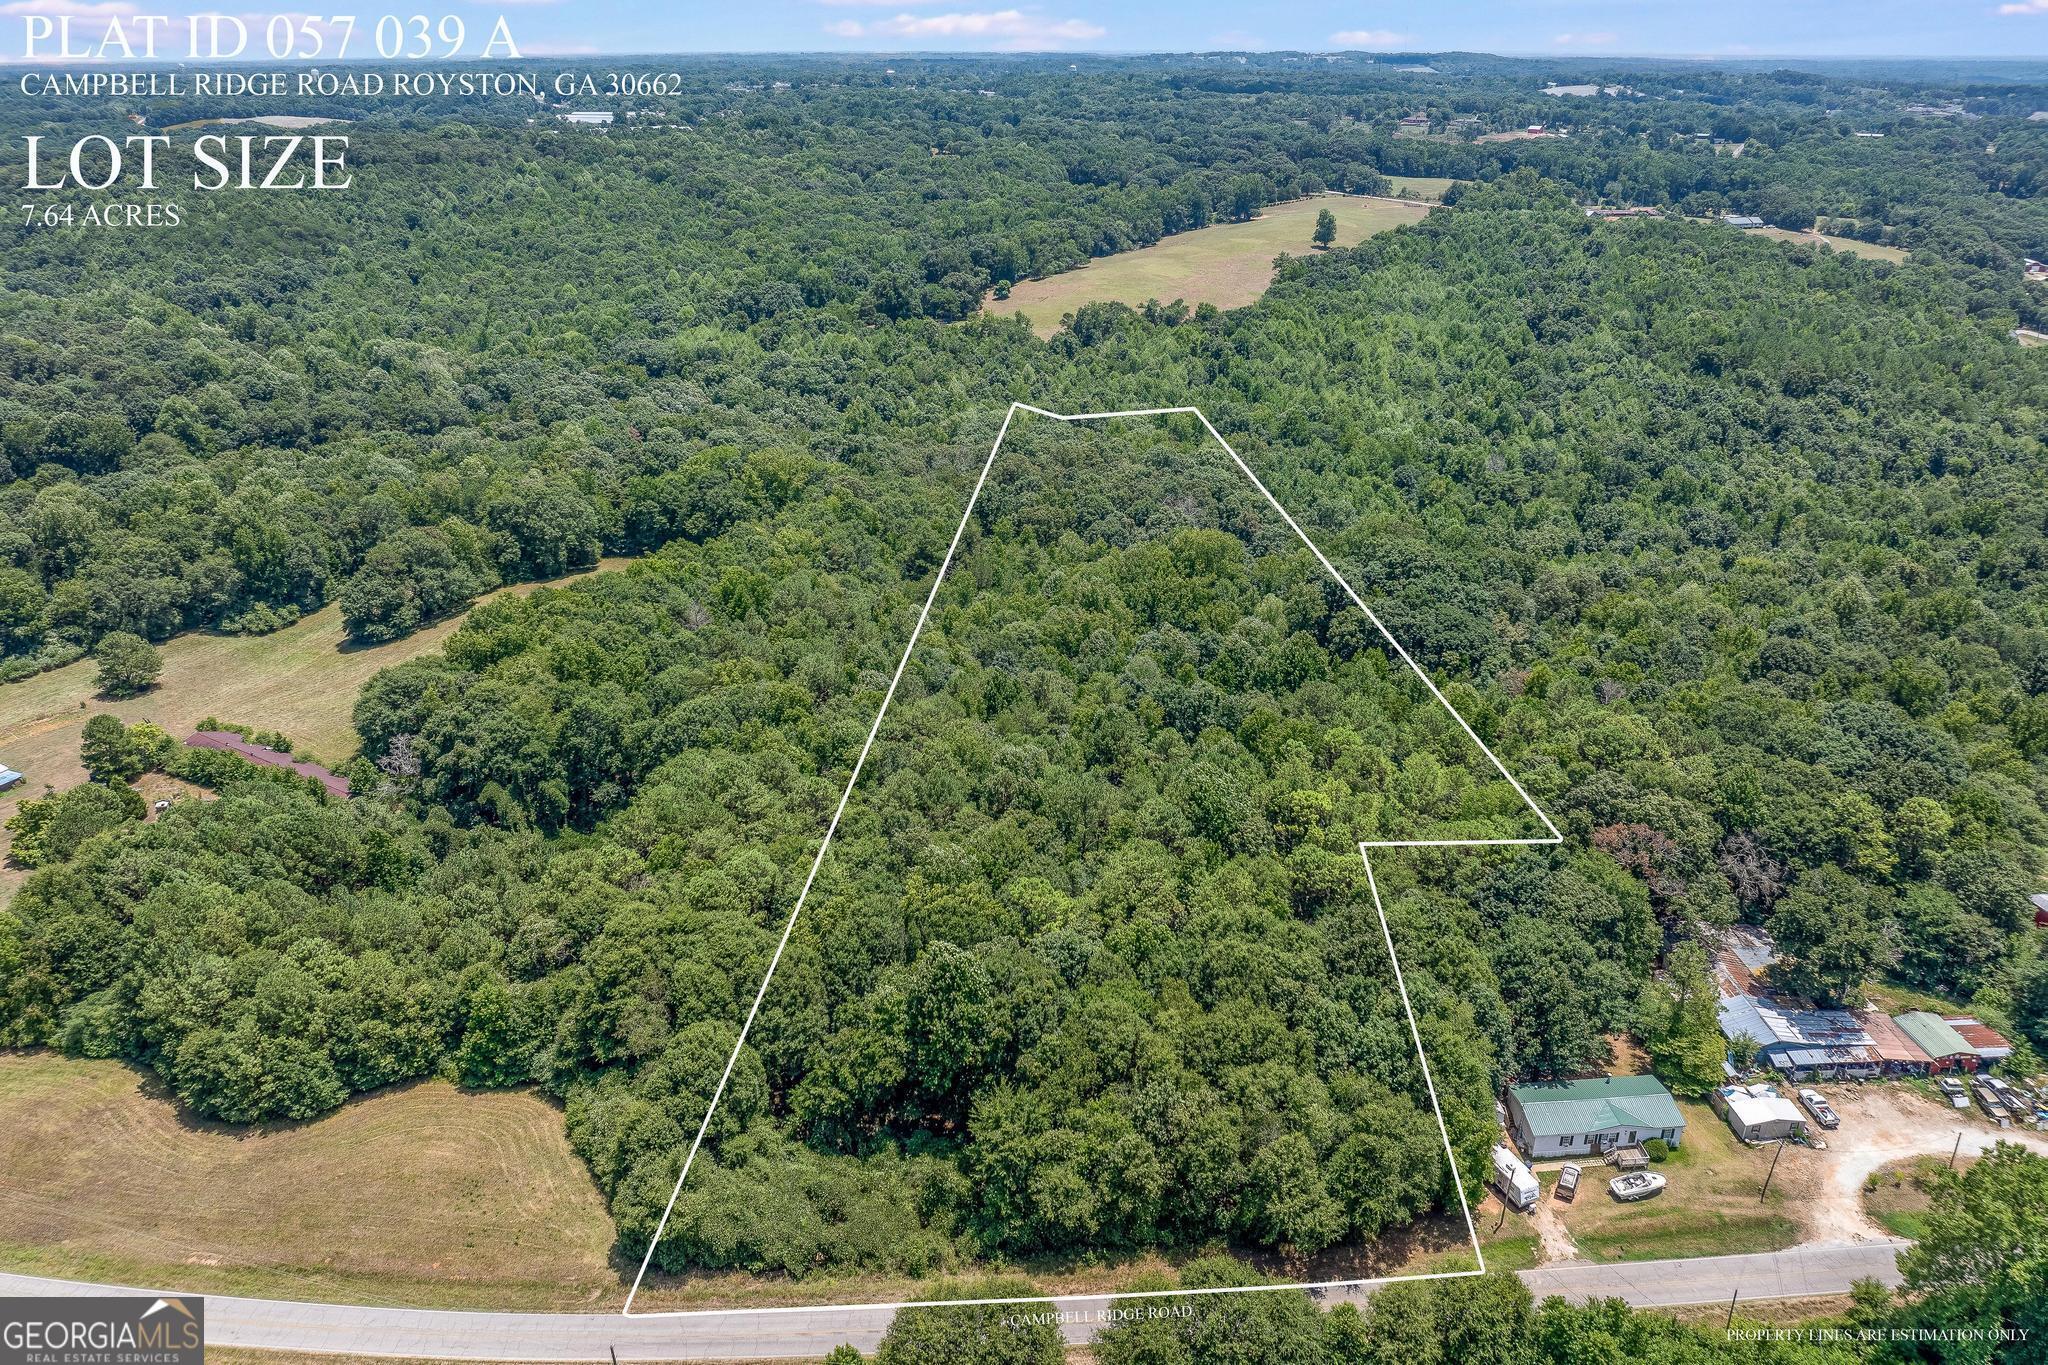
1744, 225, 1910, 264
983, 196, 1429, 337
1384, 175, 1457, 201
0, 557, 634, 896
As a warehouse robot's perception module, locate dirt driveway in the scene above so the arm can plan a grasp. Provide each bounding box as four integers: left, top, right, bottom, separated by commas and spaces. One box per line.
1805, 1084, 2048, 1243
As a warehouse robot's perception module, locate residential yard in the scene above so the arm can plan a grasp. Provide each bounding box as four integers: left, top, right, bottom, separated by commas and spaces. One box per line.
1539, 1101, 1809, 1264
983, 196, 1429, 337
1515, 1080, 2039, 1277
0, 558, 633, 900
1506, 1081, 2048, 1269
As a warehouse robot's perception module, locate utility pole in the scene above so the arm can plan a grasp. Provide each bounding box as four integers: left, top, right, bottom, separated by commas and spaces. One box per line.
1725, 1286, 1739, 1330
1949, 1130, 1964, 1169
1760, 1139, 1784, 1202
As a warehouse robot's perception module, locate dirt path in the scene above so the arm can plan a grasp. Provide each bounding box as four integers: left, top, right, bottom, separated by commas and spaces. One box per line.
1531, 1187, 1580, 1261
1805, 1085, 2048, 1243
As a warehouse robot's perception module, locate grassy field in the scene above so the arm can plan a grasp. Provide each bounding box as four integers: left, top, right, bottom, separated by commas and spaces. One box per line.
1385, 175, 1457, 201
1552, 1103, 1806, 1264
0, 558, 633, 896
984, 195, 1429, 337
1862, 1154, 1956, 1241
0, 1052, 621, 1311
1744, 226, 1910, 264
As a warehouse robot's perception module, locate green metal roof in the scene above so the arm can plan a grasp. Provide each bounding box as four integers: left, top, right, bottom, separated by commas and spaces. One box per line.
1508, 1076, 1685, 1138
1893, 1012, 1974, 1059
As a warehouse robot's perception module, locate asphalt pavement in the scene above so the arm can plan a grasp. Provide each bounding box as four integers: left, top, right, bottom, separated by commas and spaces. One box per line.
0, 1240, 1906, 1361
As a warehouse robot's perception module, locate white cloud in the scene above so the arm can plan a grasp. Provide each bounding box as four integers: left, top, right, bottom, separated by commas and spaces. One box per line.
0, 0, 140, 16
1329, 29, 1409, 48
1552, 30, 1618, 45
829, 8, 1105, 44
1998, 0, 2048, 13
815, 0, 943, 6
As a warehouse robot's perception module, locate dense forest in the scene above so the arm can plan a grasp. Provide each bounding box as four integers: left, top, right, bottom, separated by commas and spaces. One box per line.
7, 54, 2048, 673
2, 52, 2047, 1317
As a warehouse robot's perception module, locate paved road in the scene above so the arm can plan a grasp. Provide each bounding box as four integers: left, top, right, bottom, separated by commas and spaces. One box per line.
0, 1242, 1904, 1361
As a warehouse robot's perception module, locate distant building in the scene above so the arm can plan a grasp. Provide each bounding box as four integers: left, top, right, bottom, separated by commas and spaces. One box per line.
0, 764, 21, 791
2031, 892, 2048, 929
2025, 258, 2048, 282
1713, 1083, 1806, 1143
1723, 214, 1766, 228
1504, 1076, 1686, 1160
561, 111, 614, 125
1398, 113, 1430, 127
185, 731, 350, 799
1893, 1012, 1980, 1074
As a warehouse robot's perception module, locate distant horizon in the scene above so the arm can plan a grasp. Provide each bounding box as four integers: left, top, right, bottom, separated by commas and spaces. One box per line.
5, 0, 2048, 65
5, 46, 2048, 70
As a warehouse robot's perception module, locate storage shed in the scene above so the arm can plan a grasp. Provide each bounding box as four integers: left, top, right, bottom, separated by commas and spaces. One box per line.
1713, 1084, 1807, 1143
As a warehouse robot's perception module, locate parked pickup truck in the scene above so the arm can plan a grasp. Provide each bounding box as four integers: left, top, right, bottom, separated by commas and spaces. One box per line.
1796, 1088, 1839, 1129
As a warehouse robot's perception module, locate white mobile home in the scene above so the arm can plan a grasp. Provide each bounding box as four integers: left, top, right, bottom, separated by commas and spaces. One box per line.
1504, 1076, 1686, 1160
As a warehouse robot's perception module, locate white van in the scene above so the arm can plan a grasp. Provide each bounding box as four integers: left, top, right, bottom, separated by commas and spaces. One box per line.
1491, 1144, 1540, 1211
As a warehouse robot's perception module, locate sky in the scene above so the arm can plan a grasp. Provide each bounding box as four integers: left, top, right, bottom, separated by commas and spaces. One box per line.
4, 0, 2046, 61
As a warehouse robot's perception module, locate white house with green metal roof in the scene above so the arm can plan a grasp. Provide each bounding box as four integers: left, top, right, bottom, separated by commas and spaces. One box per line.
1505, 1075, 1686, 1160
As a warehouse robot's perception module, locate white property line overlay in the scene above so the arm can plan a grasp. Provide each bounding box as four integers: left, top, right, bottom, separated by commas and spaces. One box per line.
621, 401, 1562, 1319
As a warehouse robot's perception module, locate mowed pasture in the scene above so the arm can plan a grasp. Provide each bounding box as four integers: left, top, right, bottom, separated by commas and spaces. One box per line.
1746, 225, 1910, 264
0, 558, 634, 895
984, 195, 1430, 337
1385, 175, 1457, 201
0, 1052, 620, 1310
